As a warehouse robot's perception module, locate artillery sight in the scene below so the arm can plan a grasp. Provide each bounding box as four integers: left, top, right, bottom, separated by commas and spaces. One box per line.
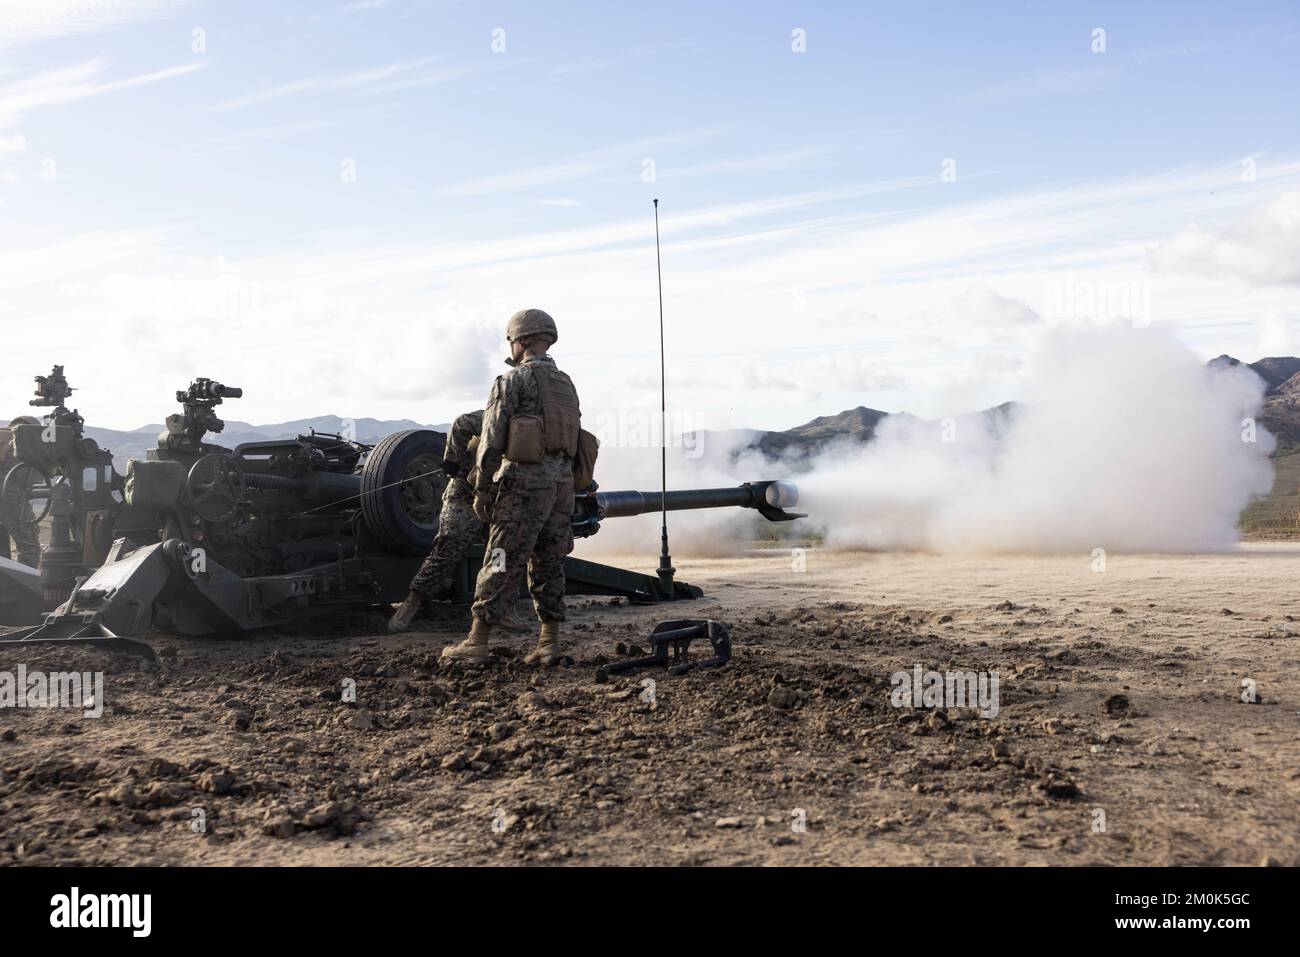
30, 364, 74, 410
167, 377, 245, 451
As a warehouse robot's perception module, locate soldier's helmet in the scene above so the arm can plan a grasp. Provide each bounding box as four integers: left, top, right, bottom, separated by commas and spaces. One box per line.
8, 416, 39, 428
507, 308, 558, 345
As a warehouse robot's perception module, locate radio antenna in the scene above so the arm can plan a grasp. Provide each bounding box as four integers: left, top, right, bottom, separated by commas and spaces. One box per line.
653, 198, 675, 596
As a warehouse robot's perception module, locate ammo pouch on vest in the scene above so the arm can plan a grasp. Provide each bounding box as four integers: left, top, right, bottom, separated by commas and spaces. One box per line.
505, 415, 545, 464
572, 428, 600, 491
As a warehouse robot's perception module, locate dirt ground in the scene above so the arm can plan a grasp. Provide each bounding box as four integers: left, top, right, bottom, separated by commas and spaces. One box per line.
1, 544, 1297, 866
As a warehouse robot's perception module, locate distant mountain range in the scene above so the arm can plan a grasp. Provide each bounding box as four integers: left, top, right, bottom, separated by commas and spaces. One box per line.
691, 401, 1020, 462
66, 356, 1300, 482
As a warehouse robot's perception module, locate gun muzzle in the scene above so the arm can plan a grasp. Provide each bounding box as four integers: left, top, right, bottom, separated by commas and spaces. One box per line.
593, 480, 800, 522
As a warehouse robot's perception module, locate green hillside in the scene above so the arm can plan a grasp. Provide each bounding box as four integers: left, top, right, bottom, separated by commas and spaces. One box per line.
1241, 450, 1300, 537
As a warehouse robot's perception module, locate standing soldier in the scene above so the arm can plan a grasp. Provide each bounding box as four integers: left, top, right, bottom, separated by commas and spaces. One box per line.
388, 409, 528, 634
442, 308, 580, 666
0, 416, 41, 568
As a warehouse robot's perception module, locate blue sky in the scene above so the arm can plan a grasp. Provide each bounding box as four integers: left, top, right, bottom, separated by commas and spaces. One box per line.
2, 0, 1300, 434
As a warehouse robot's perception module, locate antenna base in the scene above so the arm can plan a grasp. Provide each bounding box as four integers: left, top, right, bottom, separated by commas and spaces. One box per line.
657, 529, 675, 595
656, 559, 676, 597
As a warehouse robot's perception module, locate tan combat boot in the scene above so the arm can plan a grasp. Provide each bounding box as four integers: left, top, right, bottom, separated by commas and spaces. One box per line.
441, 618, 491, 665
388, 592, 424, 634
524, 621, 562, 666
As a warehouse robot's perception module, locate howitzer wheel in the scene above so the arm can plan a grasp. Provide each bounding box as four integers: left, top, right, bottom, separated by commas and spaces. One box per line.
186, 454, 245, 523
360, 429, 445, 556
1, 461, 53, 524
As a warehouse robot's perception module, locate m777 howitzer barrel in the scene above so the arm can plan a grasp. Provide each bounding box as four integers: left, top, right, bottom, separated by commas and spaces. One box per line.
586, 480, 800, 522
241, 469, 360, 505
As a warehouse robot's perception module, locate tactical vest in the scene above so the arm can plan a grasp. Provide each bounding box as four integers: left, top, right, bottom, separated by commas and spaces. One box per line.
531, 362, 581, 457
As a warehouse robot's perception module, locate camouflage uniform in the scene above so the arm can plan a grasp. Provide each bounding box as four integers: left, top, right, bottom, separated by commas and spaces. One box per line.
408, 411, 486, 600
0, 442, 39, 568
471, 354, 578, 626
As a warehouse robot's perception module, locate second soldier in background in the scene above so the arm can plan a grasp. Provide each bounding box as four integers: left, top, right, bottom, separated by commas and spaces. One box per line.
388, 409, 528, 634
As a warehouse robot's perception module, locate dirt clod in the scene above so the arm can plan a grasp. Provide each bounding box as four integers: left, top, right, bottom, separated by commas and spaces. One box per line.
1103, 694, 1130, 714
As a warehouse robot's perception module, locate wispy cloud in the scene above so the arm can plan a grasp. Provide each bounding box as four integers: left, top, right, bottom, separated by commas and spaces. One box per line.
431, 129, 726, 198
0, 58, 207, 130
548, 56, 627, 77
547, 37, 704, 78
434, 161, 612, 198
192, 119, 335, 157
0, 0, 186, 47
962, 65, 1120, 105
658, 148, 827, 180
211, 57, 477, 110
360, 63, 490, 95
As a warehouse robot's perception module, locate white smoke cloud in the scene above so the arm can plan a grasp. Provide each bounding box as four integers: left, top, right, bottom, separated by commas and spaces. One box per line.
585, 325, 1276, 558
797, 325, 1275, 554
1152, 191, 1300, 286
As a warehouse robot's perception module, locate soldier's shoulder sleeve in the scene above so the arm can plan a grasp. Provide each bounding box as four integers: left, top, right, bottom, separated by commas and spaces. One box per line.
489, 370, 514, 402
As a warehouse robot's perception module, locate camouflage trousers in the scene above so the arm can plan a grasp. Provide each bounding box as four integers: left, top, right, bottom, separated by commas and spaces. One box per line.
409, 477, 485, 601
471, 461, 574, 625
0, 485, 39, 567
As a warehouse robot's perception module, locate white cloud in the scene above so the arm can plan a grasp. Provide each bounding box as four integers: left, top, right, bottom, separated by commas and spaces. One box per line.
192, 120, 334, 156
546, 37, 700, 77
0, 58, 207, 130
658, 148, 826, 180
963, 66, 1121, 105
1256, 312, 1296, 356
211, 57, 455, 110
429, 129, 726, 198
1151, 191, 1300, 286
434, 161, 611, 198
548, 56, 626, 77
952, 285, 1042, 329
0, 0, 185, 47
9, 159, 1300, 431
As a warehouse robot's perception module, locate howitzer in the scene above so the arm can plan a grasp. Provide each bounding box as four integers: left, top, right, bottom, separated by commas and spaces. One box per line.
0, 366, 150, 621
0, 375, 801, 656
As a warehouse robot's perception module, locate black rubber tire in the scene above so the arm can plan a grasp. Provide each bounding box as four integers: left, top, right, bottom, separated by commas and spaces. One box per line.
359, 429, 446, 555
